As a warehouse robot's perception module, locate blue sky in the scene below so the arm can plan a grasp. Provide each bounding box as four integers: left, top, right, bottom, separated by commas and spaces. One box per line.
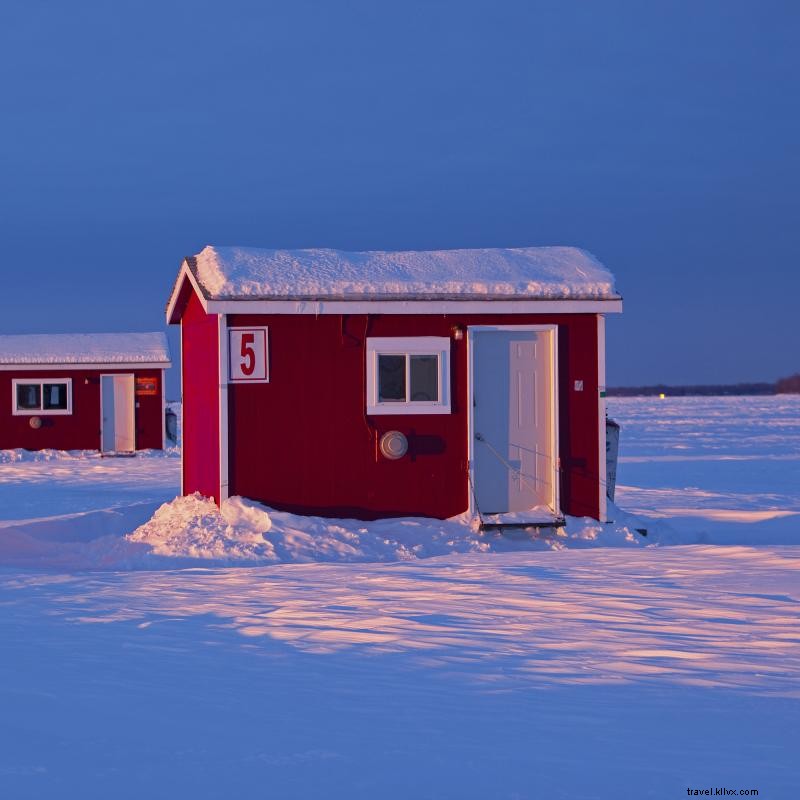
1, 0, 798, 390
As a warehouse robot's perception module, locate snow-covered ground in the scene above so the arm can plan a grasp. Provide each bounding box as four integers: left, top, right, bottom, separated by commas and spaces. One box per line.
1, 396, 798, 798
612, 395, 800, 544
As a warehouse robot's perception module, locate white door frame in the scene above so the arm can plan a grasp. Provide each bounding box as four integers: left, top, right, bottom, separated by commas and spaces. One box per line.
160, 368, 167, 451
100, 373, 136, 453
466, 325, 560, 518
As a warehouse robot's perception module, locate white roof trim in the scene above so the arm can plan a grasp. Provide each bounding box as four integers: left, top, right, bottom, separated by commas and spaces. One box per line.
166, 260, 209, 323
205, 298, 623, 315
0, 361, 170, 372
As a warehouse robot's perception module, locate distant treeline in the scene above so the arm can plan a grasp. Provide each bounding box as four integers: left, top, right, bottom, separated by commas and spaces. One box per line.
608, 374, 800, 397
776, 374, 800, 394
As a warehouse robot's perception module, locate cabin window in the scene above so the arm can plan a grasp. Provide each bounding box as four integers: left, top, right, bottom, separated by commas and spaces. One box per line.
367, 337, 450, 415
12, 378, 72, 415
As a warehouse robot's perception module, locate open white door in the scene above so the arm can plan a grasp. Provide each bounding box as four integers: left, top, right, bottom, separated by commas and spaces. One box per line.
469, 327, 558, 523
101, 374, 136, 453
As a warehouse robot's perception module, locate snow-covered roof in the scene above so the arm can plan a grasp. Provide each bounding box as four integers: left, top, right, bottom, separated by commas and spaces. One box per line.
0, 332, 171, 367
187, 245, 619, 301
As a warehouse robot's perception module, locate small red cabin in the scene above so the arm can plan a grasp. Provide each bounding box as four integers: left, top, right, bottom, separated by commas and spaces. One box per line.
0, 332, 171, 452
167, 246, 622, 523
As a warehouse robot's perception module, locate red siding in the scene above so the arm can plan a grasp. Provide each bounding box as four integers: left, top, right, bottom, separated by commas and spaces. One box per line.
224, 312, 601, 520
133, 370, 166, 450
0, 368, 165, 451
181, 290, 220, 502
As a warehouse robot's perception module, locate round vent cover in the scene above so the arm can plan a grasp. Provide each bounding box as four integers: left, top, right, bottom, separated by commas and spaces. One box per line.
379, 430, 408, 460
29, 416, 42, 430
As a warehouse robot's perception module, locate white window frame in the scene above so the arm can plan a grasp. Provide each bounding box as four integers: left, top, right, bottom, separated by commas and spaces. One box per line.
12, 377, 73, 416
366, 337, 451, 415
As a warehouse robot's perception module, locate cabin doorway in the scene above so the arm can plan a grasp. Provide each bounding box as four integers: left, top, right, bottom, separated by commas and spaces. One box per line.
101, 374, 136, 453
468, 326, 558, 522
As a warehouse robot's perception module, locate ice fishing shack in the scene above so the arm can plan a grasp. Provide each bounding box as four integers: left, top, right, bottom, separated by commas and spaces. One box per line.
167, 245, 622, 524
0, 332, 171, 453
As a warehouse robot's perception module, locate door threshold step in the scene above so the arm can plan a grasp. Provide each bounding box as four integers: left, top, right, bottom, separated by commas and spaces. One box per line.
480, 516, 565, 532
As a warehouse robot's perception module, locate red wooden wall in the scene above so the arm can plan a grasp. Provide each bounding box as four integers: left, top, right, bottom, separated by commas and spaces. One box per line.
0, 368, 164, 451
224, 312, 601, 520
181, 291, 221, 502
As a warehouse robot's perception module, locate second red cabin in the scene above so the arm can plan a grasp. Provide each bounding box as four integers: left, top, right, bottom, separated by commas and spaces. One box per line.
0, 332, 171, 453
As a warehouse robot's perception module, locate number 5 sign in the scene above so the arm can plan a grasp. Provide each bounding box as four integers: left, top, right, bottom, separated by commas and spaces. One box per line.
228, 327, 269, 383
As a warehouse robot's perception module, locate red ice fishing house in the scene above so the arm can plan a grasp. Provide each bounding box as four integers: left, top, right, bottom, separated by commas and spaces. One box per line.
167, 246, 622, 524
0, 332, 171, 453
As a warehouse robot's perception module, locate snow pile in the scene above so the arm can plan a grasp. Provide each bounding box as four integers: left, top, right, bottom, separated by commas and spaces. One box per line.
0, 494, 660, 571
0, 331, 170, 365
128, 495, 277, 562
119, 494, 659, 568
192, 245, 618, 301
125, 494, 481, 564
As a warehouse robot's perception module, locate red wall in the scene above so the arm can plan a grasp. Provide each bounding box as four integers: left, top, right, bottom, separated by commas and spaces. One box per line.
224, 312, 601, 520
181, 291, 220, 502
0, 368, 164, 451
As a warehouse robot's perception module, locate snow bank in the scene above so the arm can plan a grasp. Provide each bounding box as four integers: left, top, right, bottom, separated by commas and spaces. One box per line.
127, 494, 663, 566
0, 331, 170, 365
0, 504, 159, 570
192, 245, 618, 300
0, 493, 670, 571
0, 446, 178, 464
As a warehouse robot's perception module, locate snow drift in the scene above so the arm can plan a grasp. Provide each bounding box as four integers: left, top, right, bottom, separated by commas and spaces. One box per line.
0, 492, 666, 571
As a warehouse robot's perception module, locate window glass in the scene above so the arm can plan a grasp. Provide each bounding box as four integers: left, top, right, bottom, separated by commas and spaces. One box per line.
43, 383, 68, 410
366, 337, 450, 415
378, 354, 406, 401
16, 384, 41, 410
409, 355, 438, 402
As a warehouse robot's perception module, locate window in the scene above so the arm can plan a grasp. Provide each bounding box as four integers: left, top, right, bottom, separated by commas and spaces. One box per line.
366, 337, 450, 415
12, 378, 72, 415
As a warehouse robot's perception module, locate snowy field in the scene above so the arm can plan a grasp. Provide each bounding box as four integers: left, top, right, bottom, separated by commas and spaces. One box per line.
1, 396, 799, 799
613, 395, 800, 544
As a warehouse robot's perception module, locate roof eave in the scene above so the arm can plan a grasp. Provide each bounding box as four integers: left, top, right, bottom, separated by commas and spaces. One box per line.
0, 360, 172, 371
165, 258, 211, 324
203, 296, 623, 315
